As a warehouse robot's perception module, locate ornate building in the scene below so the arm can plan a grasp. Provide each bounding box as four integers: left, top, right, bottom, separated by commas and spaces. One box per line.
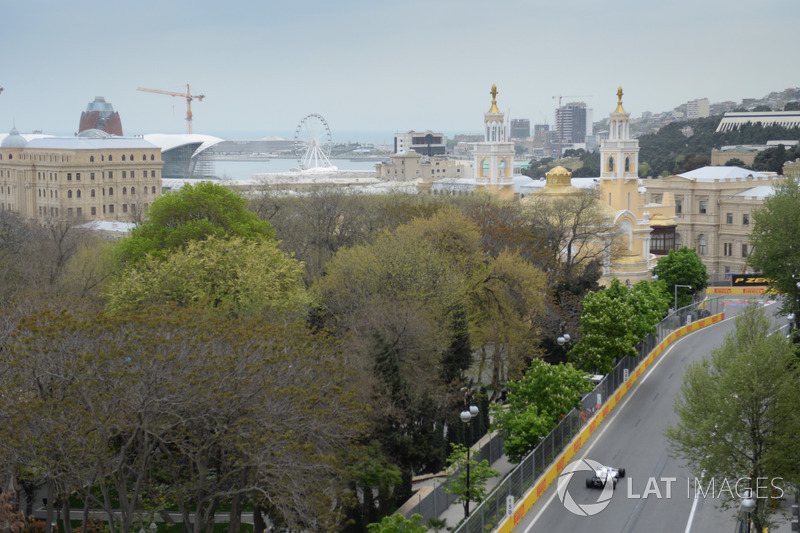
78, 96, 123, 136
473, 85, 515, 199
0, 129, 162, 223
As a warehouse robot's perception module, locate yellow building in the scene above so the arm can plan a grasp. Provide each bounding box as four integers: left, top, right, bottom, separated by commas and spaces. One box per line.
473, 85, 515, 199
0, 129, 163, 223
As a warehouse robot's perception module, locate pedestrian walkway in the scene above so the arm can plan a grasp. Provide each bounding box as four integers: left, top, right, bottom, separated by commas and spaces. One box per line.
409, 453, 516, 532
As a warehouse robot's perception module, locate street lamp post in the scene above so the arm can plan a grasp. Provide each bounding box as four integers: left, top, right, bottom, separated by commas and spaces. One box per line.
674, 284, 692, 312
459, 402, 479, 519
741, 488, 756, 533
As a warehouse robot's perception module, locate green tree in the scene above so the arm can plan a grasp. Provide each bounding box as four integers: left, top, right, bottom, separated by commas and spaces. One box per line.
568, 288, 639, 374
665, 305, 800, 532
784, 101, 800, 111
116, 181, 274, 265
749, 176, 800, 316
652, 247, 708, 309
366, 513, 427, 533
442, 443, 500, 518
106, 235, 310, 318
491, 360, 592, 462
723, 158, 747, 167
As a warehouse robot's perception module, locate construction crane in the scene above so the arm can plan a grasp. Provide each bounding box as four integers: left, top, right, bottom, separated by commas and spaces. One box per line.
552, 94, 592, 158
137, 84, 205, 134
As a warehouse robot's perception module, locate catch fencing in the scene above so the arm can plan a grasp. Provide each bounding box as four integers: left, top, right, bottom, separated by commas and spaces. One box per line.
450, 296, 725, 533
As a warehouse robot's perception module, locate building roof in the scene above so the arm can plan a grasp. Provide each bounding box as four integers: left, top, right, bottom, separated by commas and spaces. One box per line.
677, 166, 769, 182
716, 111, 800, 132
143, 133, 223, 157
733, 185, 775, 201
26, 137, 157, 150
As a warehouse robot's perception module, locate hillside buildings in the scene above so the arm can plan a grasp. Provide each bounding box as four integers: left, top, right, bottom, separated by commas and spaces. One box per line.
715, 110, 800, 132
685, 98, 710, 119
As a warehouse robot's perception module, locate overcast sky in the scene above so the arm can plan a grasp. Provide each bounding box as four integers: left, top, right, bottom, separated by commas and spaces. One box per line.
1, 0, 798, 143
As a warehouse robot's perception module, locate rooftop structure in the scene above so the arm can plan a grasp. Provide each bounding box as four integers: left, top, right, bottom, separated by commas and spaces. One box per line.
715, 111, 800, 132
78, 96, 123, 136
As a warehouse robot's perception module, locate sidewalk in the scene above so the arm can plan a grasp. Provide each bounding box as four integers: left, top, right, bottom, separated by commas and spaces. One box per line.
412, 453, 517, 532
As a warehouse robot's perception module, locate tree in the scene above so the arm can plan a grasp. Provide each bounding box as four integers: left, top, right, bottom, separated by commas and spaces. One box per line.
652, 247, 708, 308
749, 176, 800, 316
665, 305, 800, 532
491, 360, 592, 462
116, 181, 274, 265
105, 235, 310, 318
442, 443, 500, 517
366, 513, 427, 533
724, 158, 747, 167
784, 101, 800, 111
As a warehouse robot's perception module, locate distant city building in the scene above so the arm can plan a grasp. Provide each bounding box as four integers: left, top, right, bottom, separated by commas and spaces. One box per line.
510, 119, 530, 139
78, 96, 123, 136
685, 98, 710, 119
0, 128, 162, 223
393, 131, 446, 156
375, 151, 471, 183
715, 111, 800, 132
711, 141, 800, 166
555, 102, 591, 144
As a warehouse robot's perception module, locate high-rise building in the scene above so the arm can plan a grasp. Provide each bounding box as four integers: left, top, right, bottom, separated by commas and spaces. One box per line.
686, 98, 710, 119
555, 102, 589, 144
78, 96, 123, 136
393, 131, 446, 156
510, 119, 530, 139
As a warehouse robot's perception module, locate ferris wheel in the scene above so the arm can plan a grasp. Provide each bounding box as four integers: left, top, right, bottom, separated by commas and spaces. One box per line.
294, 114, 334, 171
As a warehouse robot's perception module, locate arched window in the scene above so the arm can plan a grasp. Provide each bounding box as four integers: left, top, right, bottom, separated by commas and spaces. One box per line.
109, 187, 114, 196
77, 190, 81, 198
142, 154, 146, 161
150, 154, 154, 160
90, 156, 94, 162
608, 156, 614, 172
129, 154, 133, 161
151, 186, 156, 194
697, 234, 707, 255
624, 157, 630, 172
131, 186, 135, 195
68, 190, 72, 199
109, 155, 112, 161
122, 154, 126, 161
123, 187, 127, 195
499, 159, 506, 177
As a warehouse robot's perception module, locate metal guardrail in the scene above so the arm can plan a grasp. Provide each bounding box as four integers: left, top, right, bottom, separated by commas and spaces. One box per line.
452, 297, 726, 533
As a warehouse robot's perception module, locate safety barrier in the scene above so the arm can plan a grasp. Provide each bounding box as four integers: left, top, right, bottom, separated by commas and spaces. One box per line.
454, 297, 726, 533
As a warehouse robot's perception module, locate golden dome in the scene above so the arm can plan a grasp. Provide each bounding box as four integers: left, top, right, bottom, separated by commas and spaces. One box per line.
488, 84, 500, 114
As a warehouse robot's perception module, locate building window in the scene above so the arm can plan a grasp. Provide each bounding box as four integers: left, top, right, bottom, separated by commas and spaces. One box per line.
131, 171, 135, 178
726, 213, 733, 224
142, 155, 146, 161
742, 244, 748, 257
109, 155, 112, 161
699, 200, 707, 214
109, 205, 114, 213
108, 171, 113, 179
90, 156, 94, 162
129, 154, 133, 161
151, 186, 156, 194
77, 190, 81, 198
122, 171, 126, 178
151, 170, 155, 178
67, 173, 72, 181
67, 190, 72, 199
698, 234, 707, 255
68, 208, 73, 217
151, 154, 154, 160
724, 243, 732, 256
122, 155, 126, 161
122, 204, 128, 213
77, 207, 82, 216
76, 173, 80, 181
91, 189, 95, 198
91, 207, 96, 216
131, 186, 135, 194
743, 213, 750, 225
675, 199, 682, 214
122, 187, 127, 195
109, 187, 113, 196
90, 172, 95, 181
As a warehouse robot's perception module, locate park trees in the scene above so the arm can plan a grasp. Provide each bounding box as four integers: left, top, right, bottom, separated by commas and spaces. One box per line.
115, 181, 274, 265
0, 304, 367, 533
652, 247, 708, 309
569, 279, 669, 374
749, 176, 800, 315
442, 443, 500, 518
491, 360, 592, 462
665, 305, 800, 532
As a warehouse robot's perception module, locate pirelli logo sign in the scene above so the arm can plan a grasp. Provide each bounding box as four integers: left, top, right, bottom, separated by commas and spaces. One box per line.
731, 275, 770, 286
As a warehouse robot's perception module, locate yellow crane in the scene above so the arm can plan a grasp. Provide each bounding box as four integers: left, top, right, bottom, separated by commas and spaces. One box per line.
137, 84, 205, 134
552, 94, 592, 157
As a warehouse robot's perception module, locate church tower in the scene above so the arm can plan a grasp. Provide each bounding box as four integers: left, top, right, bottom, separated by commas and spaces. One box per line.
473, 84, 515, 199
600, 87, 639, 181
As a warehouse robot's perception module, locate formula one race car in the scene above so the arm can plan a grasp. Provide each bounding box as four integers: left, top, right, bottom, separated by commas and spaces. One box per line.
586, 465, 626, 489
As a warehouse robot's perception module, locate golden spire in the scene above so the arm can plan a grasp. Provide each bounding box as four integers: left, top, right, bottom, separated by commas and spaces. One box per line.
614, 86, 627, 114
488, 84, 500, 114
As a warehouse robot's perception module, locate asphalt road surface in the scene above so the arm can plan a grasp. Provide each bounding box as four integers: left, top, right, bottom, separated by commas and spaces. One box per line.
513, 298, 794, 533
